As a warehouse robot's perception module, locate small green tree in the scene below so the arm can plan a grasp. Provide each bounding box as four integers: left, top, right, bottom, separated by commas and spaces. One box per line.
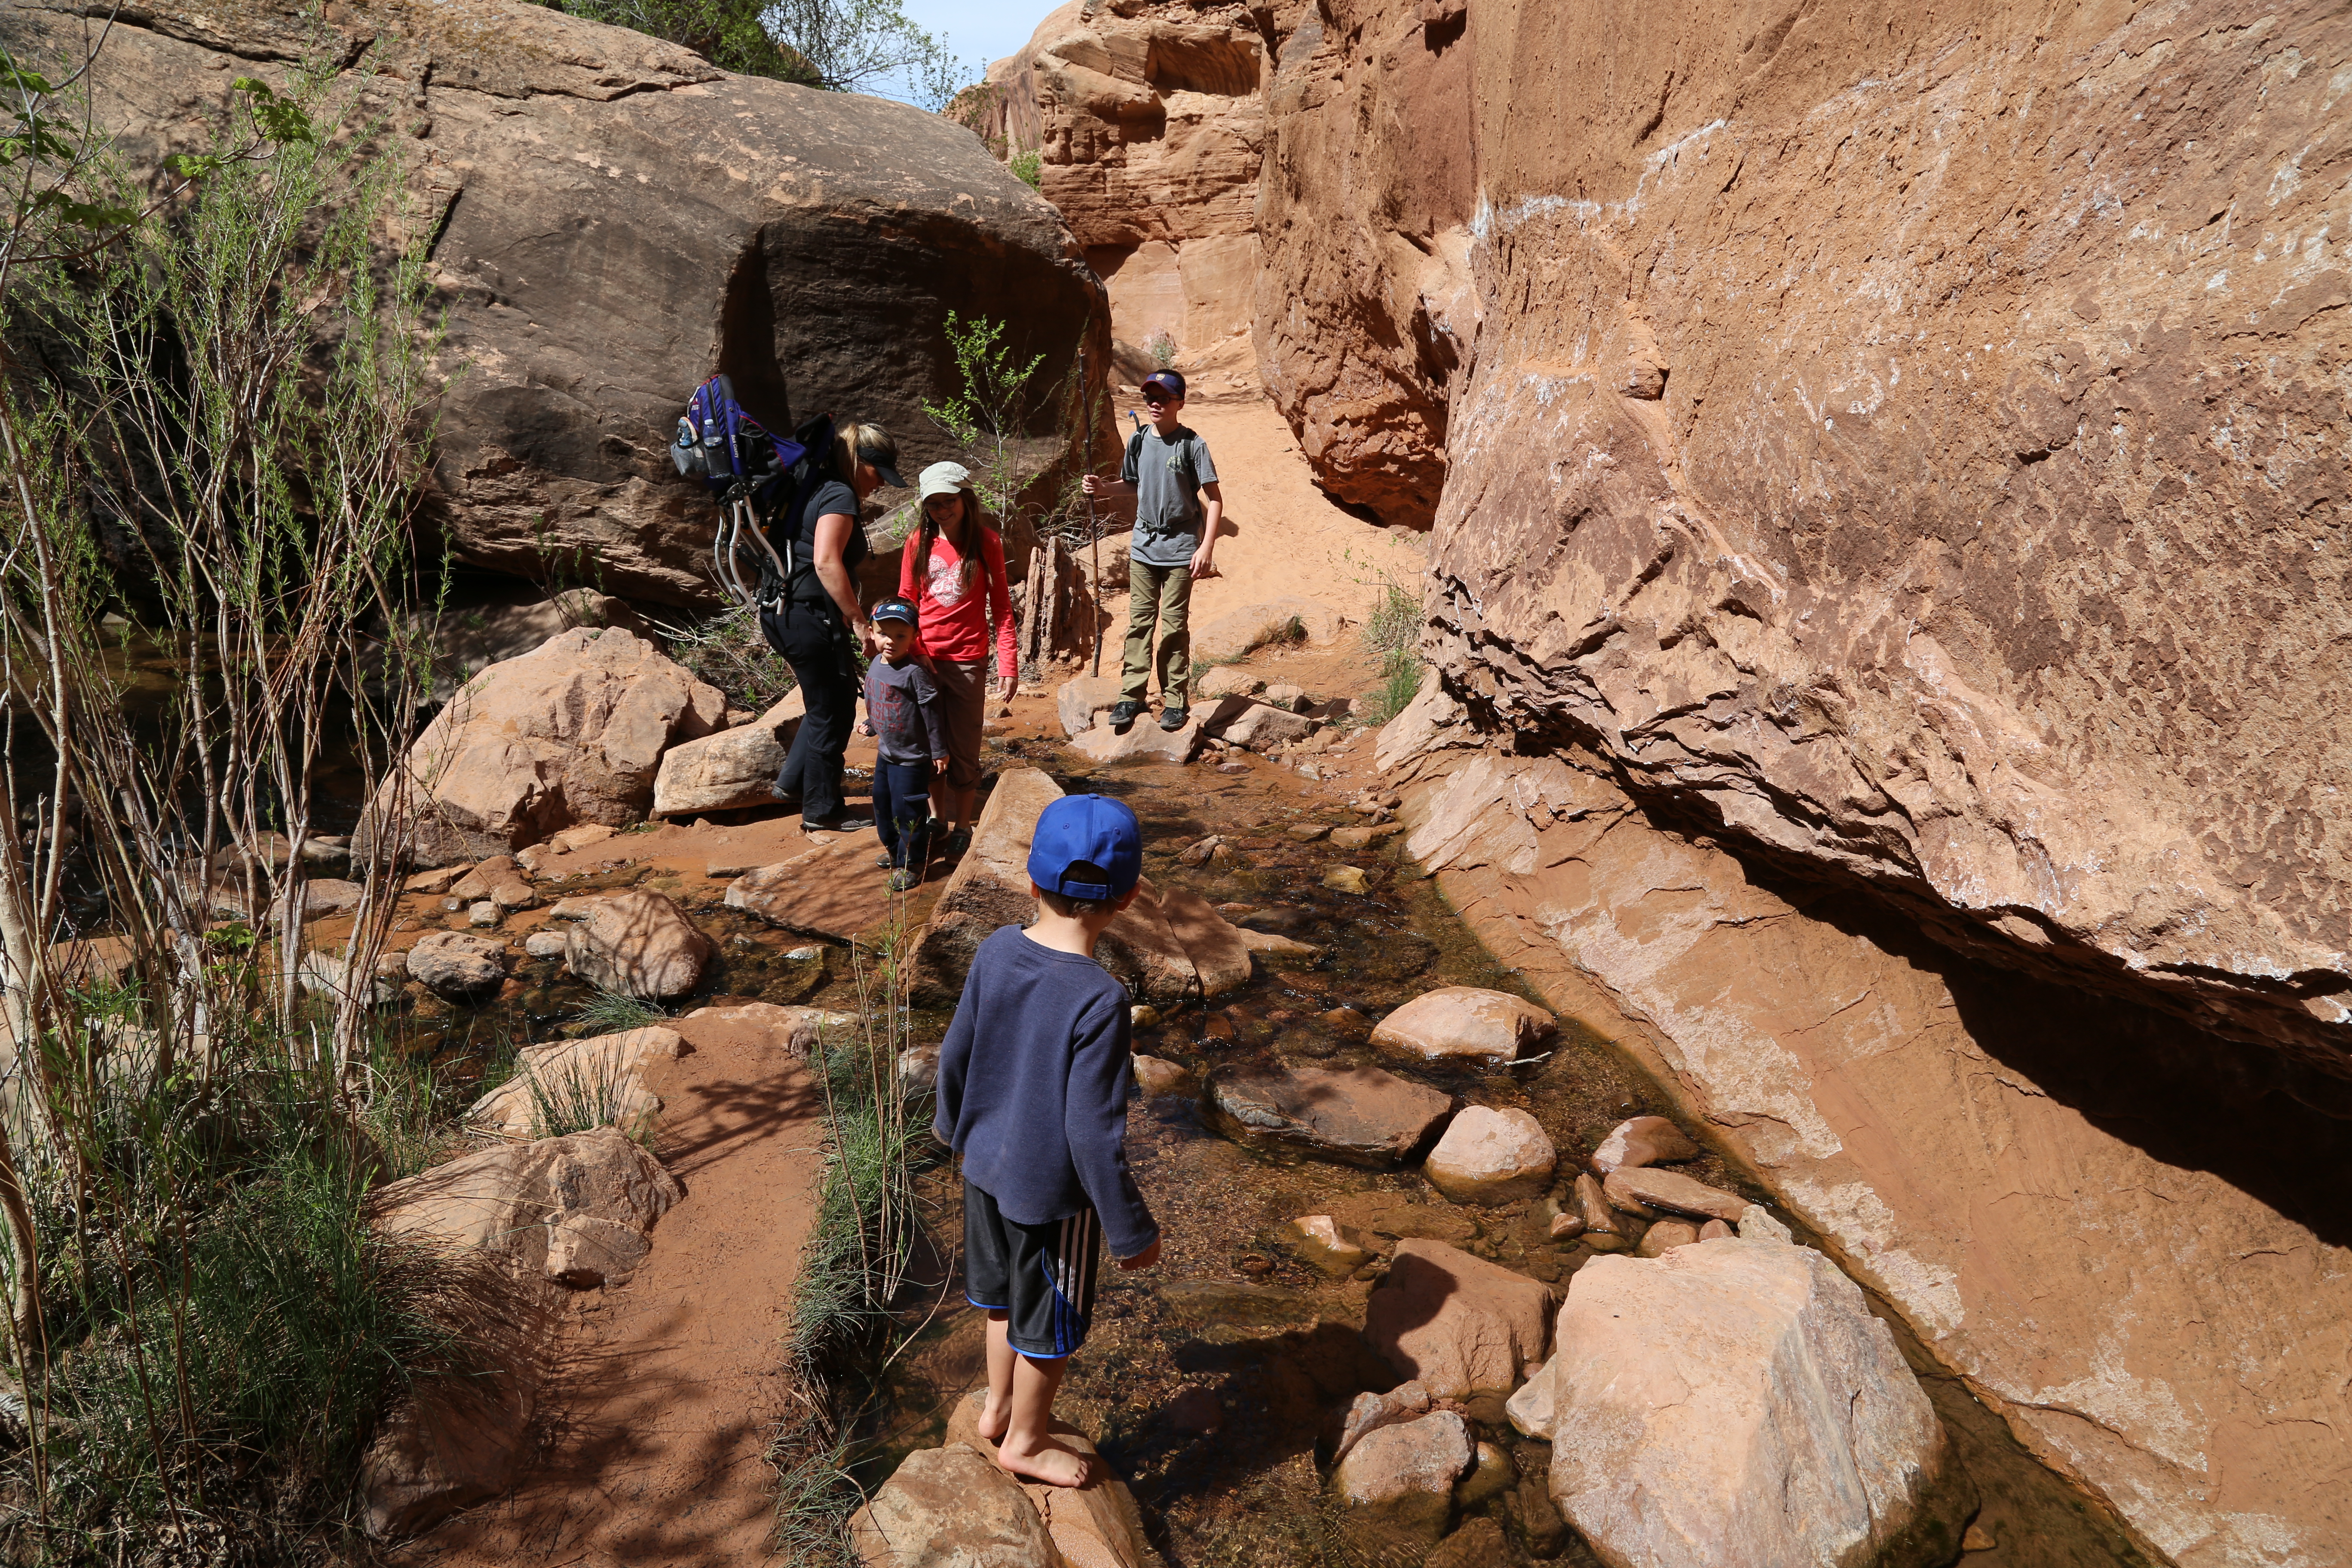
921, 310, 1051, 526
766, 0, 967, 107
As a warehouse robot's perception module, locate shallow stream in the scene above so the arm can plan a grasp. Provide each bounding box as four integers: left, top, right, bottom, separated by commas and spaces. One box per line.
845, 741, 2153, 1568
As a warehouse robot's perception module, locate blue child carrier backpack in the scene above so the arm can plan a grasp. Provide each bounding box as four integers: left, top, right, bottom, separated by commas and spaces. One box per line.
672, 374, 835, 611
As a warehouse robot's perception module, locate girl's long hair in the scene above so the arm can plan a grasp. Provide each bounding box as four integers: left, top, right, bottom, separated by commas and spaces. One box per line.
914, 486, 992, 597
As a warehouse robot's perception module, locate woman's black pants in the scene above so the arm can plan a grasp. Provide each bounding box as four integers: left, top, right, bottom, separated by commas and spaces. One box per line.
763, 597, 860, 823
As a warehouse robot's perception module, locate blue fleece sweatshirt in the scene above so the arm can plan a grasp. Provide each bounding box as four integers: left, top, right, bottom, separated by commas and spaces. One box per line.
933, 925, 1158, 1258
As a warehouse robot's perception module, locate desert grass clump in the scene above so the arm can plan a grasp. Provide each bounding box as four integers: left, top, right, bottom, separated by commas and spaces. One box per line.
574, 986, 669, 1036
1357, 576, 1425, 727
658, 599, 798, 714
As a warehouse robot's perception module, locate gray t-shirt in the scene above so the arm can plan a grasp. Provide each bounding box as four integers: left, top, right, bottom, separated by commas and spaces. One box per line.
1122, 425, 1218, 569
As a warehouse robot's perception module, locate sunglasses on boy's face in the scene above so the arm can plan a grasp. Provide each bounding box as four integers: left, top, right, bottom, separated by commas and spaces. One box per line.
1142, 394, 1170, 407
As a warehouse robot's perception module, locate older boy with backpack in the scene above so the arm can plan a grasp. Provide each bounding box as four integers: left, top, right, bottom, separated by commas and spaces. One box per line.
1081, 370, 1223, 732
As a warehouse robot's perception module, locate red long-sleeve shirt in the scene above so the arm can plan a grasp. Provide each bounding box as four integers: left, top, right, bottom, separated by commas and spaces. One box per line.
900, 523, 1019, 674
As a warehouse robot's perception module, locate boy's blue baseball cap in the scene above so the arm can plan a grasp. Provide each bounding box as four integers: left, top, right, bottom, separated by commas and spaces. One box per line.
1029, 794, 1142, 902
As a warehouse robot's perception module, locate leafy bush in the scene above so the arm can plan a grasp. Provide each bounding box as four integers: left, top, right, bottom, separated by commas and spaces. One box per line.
1145, 329, 1178, 369
1008, 148, 1042, 188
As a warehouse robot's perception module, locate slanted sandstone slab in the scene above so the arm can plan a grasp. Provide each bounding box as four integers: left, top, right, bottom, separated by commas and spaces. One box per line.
848, 1444, 1059, 1568
1590, 1114, 1698, 1175
1371, 986, 1556, 1067
466, 1026, 690, 1140
1364, 1238, 1554, 1398
1205, 1065, 1452, 1168
1604, 1166, 1749, 1224
1057, 674, 1125, 739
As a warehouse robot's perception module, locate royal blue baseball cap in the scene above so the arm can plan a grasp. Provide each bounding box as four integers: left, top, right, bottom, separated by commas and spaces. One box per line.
1028, 794, 1142, 901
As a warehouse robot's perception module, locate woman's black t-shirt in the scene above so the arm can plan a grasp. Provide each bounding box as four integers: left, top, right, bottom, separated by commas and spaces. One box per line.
778, 477, 864, 603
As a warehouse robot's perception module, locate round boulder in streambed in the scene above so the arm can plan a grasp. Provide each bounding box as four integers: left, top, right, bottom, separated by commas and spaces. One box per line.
562, 889, 714, 1001
1204, 1064, 1453, 1168
403, 931, 509, 999
1371, 987, 1556, 1068
1424, 1106, 1557, 1204
1331, 1409, 1473, 1546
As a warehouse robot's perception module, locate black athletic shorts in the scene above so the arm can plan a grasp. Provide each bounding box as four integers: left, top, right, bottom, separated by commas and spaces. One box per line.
963, 1178, 1103, 1361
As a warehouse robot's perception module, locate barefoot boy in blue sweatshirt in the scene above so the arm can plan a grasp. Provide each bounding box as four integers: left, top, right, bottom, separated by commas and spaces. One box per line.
933, 794, 1162, 1488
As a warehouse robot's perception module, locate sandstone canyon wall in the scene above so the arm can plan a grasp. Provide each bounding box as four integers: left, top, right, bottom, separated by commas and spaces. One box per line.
52, 0, 1109, 608
976, 0, 1273, 361
1257, 0, 2352, 1071
1244, 3, 2352, 1563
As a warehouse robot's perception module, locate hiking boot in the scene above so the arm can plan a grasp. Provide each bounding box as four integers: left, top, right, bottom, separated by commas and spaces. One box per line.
874, 852, 894, 869
887, 868, 919, 893
1159, 705, 1189, 732
944, 827, 973, 858
1108, 700, 1144, 729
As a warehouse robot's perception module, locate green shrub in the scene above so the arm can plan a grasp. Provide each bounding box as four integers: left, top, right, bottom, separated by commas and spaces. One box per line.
660, 601, 798, 713
1008, 148, 1042, 188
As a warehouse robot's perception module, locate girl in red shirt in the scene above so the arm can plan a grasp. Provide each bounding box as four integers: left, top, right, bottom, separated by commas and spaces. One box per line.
902, 462, 1018, 855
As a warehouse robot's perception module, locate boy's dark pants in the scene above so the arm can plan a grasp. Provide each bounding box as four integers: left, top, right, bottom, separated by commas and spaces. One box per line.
1121, 559, 1191, 707
871, 760, 932, 870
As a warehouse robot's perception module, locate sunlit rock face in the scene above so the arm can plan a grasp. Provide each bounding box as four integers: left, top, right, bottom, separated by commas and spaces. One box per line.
1262, 0, 2352, 1074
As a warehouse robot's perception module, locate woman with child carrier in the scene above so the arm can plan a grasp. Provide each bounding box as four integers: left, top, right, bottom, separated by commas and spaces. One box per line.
898, 461, 1018, 859
765, 421, 905, 833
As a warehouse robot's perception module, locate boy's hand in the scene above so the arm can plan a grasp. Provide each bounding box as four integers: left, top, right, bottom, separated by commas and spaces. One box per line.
1081, 472, 1106, 497
1118, 1237, 1163, 1270
1188, 542, 1219, 580
933, 756, 950, 780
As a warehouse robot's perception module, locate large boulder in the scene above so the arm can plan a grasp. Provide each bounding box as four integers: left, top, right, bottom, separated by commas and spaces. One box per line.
1529, 1239, 1970, 1568
1204, 1064, 1452, 1169
74, 0, 1111, 609
360, 1128, 683, 1535
1363, 1239, 1554, 1399
906, 767, 1251, 1005
563, 889, 715, 1000
1370, 987, 1556, 1068
651, 689, 805, 817
362, 628, 725, 866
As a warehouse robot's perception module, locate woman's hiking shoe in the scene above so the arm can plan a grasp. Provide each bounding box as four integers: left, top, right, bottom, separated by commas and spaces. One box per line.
887, 868, 919, 893
802, 813, 864, 833
1108, 700, 1144, 728
874, 852, 893, 869
1159, 705, 1189, 731
944, 827, 973, 858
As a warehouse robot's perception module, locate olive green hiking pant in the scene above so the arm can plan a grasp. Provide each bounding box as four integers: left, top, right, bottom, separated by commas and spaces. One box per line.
1121, 559, 1192, 708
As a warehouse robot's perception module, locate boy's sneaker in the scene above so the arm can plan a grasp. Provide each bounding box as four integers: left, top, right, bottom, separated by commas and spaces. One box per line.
1108, 700, 1144, 729
943, 827, 973, 858
887, 868, 919, 893
874, 852, 893, 869
1159, 705, 1189, 731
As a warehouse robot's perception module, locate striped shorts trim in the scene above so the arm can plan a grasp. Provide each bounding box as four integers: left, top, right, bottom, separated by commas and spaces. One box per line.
963, 1178, 1103, 1361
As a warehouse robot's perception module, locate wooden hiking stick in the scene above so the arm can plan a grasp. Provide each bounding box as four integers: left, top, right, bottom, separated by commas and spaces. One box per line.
1081, 343, 1104, 677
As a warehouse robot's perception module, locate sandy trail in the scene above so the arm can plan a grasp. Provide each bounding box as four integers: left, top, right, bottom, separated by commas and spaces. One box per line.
402, 1010, 824, 1566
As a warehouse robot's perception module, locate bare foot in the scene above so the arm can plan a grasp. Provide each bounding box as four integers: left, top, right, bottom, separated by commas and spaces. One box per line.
996, 1435, 1093, 1488
975, 1395, 1010, 1444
